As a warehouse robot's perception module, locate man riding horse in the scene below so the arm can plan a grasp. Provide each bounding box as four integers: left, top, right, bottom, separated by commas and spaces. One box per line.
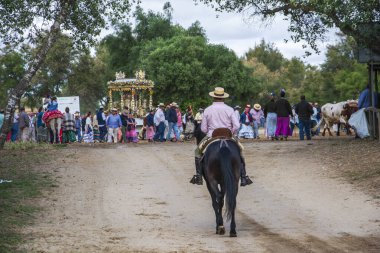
190, 87, 253, 187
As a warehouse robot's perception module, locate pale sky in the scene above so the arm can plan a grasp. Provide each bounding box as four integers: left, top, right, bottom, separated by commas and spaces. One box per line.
130, 0, 339, 66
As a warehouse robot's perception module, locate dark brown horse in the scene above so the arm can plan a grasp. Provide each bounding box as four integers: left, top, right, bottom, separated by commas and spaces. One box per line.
195, 130, 240, 237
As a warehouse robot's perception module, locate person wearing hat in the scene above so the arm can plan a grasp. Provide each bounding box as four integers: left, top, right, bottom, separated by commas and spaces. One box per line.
239, 104, 254, 139
166, 102, 180, 142
250, 104, 264, 139
190, 87, 253, 186
274, 89, 293, 140
106, 108, 122, 143
74, 111, 82, 142
194, 108, 204, 126
264, 92, 277, 140
153, 103, 166, 142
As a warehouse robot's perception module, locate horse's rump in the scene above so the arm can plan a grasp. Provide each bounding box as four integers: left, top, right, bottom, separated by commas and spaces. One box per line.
203, 140, 240, 220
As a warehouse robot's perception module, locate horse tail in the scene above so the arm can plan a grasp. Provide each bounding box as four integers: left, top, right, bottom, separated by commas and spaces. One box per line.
219, 146, 237, 221
316, 116, 325, 129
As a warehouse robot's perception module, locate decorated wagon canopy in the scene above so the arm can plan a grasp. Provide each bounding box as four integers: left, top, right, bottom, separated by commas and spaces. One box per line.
107, 70, 154, 117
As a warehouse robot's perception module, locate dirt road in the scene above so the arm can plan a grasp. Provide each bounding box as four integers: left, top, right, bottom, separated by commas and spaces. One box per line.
21, 141, 380, 252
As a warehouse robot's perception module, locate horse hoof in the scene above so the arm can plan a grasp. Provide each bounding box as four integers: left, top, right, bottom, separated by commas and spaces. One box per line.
230, 232, 237, 237
217, 226, 225, 235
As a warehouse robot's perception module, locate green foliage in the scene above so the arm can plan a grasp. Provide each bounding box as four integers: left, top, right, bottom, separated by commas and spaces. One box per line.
301, 66, 325, 103
0, 2, 370, 115
244, 35, 367, 105
24, 34, 76, 110
101, 24, 137, 75
245, 40, 285, 72
0, 0, 134, 47
65, 52, 107, 113
0, 47, 25, 109
134, 5, 178, 43
139, 35, 257, 109
333, 63, 367, 100
197, 0, 380, 55
99, 4, 257, 110
187, 21, 207, 38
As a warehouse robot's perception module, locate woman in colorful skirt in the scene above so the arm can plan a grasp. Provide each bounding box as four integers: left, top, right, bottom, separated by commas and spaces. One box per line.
239, 105, 254, 139
274, 89, 293, 140
126, 113, 138, 143
42, 96, 63, 123
62, 107, 77, 143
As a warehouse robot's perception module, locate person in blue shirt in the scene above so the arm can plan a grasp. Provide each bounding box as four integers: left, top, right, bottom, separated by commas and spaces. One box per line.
36, 106, 48, 142
47, 97, 58, 111
358, 84, 378, 109
42, 96, 63, 123
106, 108, 122, 143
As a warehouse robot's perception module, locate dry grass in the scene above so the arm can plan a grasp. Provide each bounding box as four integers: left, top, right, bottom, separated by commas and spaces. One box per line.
307, 138, 380, 199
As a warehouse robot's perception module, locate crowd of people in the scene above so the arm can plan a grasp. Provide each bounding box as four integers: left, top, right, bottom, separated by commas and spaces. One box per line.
2, 87, 350, 145
0, 100, 203, 144
236, 89, 321, 141
1, 84, 378, 145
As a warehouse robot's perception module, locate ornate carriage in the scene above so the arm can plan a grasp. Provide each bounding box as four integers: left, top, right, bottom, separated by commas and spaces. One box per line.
107, 70, 154, 117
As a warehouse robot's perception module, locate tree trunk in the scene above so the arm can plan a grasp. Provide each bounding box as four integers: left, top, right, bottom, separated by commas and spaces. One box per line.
0, 6, 68, 149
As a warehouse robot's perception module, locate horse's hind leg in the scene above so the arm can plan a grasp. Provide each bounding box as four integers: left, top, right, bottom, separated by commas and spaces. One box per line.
230, 210, 237, 237
206, 181, 224, 235
216, 190, 225, 235
229, 185, 238, 237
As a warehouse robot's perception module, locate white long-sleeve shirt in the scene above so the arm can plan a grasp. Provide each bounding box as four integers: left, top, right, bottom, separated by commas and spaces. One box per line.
154, 108, 165, 126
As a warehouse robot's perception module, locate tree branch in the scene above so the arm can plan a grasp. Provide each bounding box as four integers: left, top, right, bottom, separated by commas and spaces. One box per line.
0, 2, 70, 149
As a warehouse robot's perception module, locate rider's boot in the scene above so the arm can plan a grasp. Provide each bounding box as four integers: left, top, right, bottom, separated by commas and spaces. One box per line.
190, 157, 203, 185
240, 156, 253, 187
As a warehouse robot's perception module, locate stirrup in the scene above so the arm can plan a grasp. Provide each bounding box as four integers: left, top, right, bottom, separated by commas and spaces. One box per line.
240, 176, 253, 187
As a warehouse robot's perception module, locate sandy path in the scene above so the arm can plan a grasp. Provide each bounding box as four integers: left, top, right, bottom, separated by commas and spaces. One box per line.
21, 141, 380, 252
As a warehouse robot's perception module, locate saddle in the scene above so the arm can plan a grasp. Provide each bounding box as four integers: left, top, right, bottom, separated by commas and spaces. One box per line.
211, 128, 233, 138
199, 128, 243, 154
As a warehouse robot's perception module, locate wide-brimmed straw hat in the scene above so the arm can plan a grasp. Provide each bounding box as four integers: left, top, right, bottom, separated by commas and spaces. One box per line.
254, 104, 261, 110
157, 102, 165, 107
111, 108, 118, 111
171, 102, 178, 107
209, 87, 229, 98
